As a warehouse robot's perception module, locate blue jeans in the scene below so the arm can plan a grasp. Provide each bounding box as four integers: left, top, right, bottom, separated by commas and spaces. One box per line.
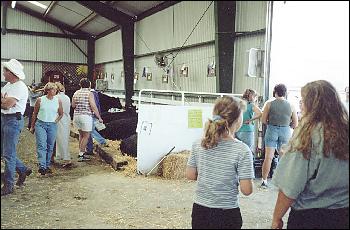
86, 118, 106, 153
35, 120, 57, 169
264, 125, 292, 150
1, 114, 28, 188
235, 131, 254, 151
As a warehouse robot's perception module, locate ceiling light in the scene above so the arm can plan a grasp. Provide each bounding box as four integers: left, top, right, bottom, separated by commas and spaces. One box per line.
27, 1, 47, 9
11, 1, 16, 8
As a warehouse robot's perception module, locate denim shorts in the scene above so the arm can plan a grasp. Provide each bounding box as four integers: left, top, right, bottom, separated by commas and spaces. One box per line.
264, 125, 292, 150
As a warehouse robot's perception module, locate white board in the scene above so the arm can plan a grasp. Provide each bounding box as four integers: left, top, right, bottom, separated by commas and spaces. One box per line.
136, 104, 213, 174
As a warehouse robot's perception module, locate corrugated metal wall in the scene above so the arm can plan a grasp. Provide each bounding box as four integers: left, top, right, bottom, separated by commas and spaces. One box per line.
1, 58, 42, 85
1, 6, 87, 84
95, 31, 123, 64
233, 1, 267, 95
135, 7, 174, 54
104, 61, 124, 90
94, 1, 267, 94
135, 1, 215, 91
5, 6, 65, 33
173, 1, 215, 47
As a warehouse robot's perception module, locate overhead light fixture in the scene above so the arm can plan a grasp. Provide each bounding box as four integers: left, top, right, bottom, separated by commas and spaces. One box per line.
11, 1, 16, 8
27, 1, 48, 9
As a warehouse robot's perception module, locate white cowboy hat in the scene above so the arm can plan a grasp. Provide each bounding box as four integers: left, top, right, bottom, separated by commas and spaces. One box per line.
2, 59, 25, 80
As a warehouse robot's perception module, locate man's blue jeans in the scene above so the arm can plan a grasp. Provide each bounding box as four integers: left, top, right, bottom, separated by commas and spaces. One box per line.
35, 120, 57, 169
87, 118, 106, 153
1, 114, 28, 188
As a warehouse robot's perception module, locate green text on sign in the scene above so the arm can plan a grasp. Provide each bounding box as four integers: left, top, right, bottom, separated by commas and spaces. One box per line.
188, 109, 203, 128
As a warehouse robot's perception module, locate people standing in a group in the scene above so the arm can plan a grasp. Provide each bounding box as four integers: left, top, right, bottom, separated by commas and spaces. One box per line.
54, 82, 72, 167
27, 84, 43, 130
260, 84, 298, 188
85, 89, 108, 155
186, 96, 254, 229
271, 80, 349, 229
30, 82, 63, 175
72, 78, 103, 162
236, 89, 262, 153
1, 59, 32, 196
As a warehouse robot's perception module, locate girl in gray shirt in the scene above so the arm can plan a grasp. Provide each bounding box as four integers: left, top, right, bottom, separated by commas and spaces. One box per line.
186, 96, 255, 229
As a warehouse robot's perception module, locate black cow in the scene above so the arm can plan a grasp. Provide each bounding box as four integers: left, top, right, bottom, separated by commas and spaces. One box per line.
100, 117, 137, 140
120, 134, 137, 158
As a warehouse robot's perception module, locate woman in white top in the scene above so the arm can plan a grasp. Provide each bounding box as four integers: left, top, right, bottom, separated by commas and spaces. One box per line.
30, 82, 63, 175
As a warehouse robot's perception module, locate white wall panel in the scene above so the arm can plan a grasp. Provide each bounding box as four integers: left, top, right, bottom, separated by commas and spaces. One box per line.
36, 37, 87, 63
135, 7, 174, 55
95, 31, 122, 64
233, 35, 265, 95
236, 1, 267, 31
173, 1, 214, 47
134, 44, 216, 93
104, 61, 124, 90
4, 7, 65, 33
1, 34, 36, 60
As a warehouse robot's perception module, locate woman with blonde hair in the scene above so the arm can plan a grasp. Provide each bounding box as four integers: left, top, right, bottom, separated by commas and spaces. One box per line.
271, 80, 349, 229
186, 96, 254, 229
30, 82, 63, 175
54, 82, 72, 167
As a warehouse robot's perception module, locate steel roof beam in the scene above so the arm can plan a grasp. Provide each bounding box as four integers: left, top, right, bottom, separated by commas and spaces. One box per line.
76, 1, 134, 26
43, 1, 57, 18
15, 3, 92, 39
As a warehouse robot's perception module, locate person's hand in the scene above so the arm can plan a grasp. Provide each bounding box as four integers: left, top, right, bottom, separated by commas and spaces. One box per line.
29, 127, 35, 134
271, 218, 283, 229
244, 119, 251, 124
99, 118, 103, 123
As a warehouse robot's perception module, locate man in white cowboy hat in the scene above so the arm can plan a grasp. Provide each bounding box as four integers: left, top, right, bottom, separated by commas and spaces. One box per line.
1, 59, 32, 196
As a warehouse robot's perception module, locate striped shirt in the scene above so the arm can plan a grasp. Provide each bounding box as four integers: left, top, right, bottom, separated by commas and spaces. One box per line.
187, 138, 254, 209
73, 88, 92, 116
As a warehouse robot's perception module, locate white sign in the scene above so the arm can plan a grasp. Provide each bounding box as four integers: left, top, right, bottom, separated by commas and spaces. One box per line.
136, 104, 213, 174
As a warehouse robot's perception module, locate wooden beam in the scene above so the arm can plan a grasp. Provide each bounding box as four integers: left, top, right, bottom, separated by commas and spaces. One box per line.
43, 1, 57, 18
15, 3, 92, 39
76, 1, 134, 26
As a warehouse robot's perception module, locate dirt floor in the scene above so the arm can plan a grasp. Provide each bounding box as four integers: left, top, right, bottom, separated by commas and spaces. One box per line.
1, 120, 288, 229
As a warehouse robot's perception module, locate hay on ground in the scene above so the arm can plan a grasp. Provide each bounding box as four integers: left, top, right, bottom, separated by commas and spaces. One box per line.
162, 151, 190, 180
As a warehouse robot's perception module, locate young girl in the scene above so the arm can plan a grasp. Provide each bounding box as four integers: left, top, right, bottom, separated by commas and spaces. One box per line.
186, 96, 255, 229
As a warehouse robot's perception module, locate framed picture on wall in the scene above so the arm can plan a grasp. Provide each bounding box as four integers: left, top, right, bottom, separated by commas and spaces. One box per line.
134, 72, 139, 80
180, 65, 188, 77
147, 73, 152, 81
104, 72, 108, 79
162, 74, 168, 83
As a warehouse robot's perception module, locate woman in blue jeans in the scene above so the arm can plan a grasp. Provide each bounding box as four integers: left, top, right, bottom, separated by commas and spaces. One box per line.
236, 89, 262, 152
30, 82, 63, 175
261, 84, 298, 188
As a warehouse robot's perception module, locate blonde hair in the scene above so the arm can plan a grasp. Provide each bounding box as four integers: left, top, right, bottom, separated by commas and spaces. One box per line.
288, 80, 349, 160
201, 96, 246, 149
44, 82, 58, 94
55, 82, 65, 92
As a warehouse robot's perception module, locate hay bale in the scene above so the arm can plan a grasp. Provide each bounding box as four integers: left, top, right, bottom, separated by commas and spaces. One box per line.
162, 151, 190, 179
